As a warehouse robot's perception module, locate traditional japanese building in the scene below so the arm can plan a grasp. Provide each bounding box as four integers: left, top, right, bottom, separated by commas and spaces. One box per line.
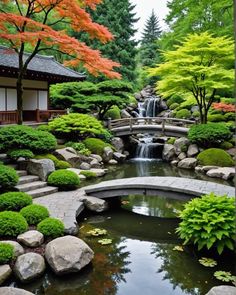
0, 46, 85, 124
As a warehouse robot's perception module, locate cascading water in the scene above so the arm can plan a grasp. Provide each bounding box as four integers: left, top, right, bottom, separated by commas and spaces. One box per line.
135, 95, 164, 160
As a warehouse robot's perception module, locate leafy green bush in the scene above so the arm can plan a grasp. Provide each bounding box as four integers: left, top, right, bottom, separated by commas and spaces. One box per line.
169, 103, 179, 110
0, 211, 28, 237
56, 160, 72, 169
0, 243, 14, 264
188, 123, 232, 148
220, 97, 235, 104
219, 141, 234, 150
197, 148, 234, 167
0, 165, 19, 190
97, 80, 133, 93
192, 111, 200, 118
37, 217, 64, 238
166, 95, 184, 107
20, 204, 49, 225
177, 193, 235, 254
65, 142, 86, 151
224, 112, 235, 121
37, 125, 51, 132
167, 137, 176, 144
208, 114, 225, 122
0, 192, 32, 211
175, 109, 191, 119
0, 126, 57, 154
7, 149, 34, 161
48, 113, 107, 140
80, 170, 97, 179
104, 106, 121, 119
47, 170, 80, 190
83, 138, 112, 156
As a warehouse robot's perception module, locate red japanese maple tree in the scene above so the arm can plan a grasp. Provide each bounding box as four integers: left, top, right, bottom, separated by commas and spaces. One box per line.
0, 0, 121, 124
212, 102, 236, 113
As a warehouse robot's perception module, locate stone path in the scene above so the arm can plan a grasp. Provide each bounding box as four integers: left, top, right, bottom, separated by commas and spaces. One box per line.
32, 176, 234, 234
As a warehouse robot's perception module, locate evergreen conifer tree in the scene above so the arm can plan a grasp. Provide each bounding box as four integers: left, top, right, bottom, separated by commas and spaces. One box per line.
141, 9, 162, 45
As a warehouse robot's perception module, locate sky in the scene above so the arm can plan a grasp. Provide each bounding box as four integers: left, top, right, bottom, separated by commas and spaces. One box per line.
130, 0, 169, 41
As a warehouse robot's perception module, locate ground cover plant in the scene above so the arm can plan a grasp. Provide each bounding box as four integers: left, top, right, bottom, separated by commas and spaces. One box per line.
0, 192, 32, 211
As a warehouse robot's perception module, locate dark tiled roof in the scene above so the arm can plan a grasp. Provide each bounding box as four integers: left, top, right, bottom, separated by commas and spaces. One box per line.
0, 46, 85, 80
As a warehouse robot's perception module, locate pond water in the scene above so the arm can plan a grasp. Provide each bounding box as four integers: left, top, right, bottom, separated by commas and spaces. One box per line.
9, 160, 235, 295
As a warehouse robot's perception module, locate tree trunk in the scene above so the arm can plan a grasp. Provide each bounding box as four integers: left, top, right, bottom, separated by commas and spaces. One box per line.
16, 76, 23, 125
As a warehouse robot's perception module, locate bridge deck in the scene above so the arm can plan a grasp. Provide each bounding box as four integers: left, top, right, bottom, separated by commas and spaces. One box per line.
84, 177, 234, 199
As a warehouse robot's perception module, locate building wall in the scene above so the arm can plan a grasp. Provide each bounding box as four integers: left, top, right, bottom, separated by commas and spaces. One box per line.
0, 77, 48, 111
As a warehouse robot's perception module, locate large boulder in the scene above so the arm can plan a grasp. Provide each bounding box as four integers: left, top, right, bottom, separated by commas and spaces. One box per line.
102, 146, 113, 163
79, 162, 91, 170
121, 110, 132, 118
0, 265, 12, 285
113, 152, 126, 163
55, 148, 90, 167
206, 167, 235, 180
174, 137, 190, 155
80, 196, 108, 212
206, 286, 236, 295
162, 144, 175, 161
0, 287, 34, 295
90, 154, 103, 163
187, 144, 199, 157
111, 137, 124, 153
26, 159, 55, 181
45, 236, 94, 275
0, 241, 24, 257
178, 158, 197, 169
14, 253, 45, 282
89, 158, 101, 169
17, 230, 44, 248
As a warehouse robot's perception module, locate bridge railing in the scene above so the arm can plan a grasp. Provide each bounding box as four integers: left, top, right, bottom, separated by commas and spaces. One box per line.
108, 117, 197, 130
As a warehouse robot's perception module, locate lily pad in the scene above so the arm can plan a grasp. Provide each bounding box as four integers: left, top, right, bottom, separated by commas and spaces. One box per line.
87, 228, 107, 237
199, 257, 217, 267
214, 271, 236, 282
173, 245, 184, 252
98, 238, 112, 245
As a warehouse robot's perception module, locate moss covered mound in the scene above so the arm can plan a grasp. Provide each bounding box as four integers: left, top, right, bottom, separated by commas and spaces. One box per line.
197, 148, 234, 167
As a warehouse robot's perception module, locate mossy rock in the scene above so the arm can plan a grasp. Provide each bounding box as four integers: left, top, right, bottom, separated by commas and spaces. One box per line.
197, 148, 234, 167
219, 141, 234, 150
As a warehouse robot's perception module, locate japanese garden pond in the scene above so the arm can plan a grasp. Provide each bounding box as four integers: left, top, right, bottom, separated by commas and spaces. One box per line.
9, 161, 235, 295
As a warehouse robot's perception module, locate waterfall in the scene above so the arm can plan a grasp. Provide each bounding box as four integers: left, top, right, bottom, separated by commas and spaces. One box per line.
146, 97, 160, 117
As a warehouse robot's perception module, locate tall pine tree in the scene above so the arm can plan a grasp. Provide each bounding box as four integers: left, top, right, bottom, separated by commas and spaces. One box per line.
76, 0, 139, 82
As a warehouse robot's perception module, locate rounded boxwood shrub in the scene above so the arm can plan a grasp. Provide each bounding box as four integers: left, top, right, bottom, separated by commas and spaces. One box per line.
0, 125, 57, 154
104, 106, 121, 119
0, 165, 19, 189
192, 111, 200, 118
0, 243, 14, 264
83, 138, 112, 156
80, 170, 97, 179
208, 114, 225, 122
0, 211, 28, 237
47, 170, 80, 190
188, 123, 232, 148
175, 109, 191, 119
177, 193, 235, 254
0, 192, 32, 211
224, 112, 235, 121
37, 217, 65, 238
37, 125, 51, 132
7, 149, 34, 161
20, 204, 49, 225
197, 148, 234, 167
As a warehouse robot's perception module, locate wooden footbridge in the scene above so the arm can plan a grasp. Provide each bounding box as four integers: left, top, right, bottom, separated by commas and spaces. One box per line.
108, 117, 196, 137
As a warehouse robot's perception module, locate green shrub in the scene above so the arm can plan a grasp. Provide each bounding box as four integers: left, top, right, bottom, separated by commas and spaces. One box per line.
0, 192, 32, 211
0, 211, 28, 237
219, 141, 234, 150
56, 160, 72, 169
166, 95, 184, 107
37, 217, 65, 238
48, 113, 107, 140
192, 111, 200, 118
188, 123, 232, 148
167, 137, 176, 144
226, 121, 236, 132
0, 243, 14, 264
197, 148, 234, 167
169, 103, 179, 110
177, 193, 235, 254
0, 165, 19, 189
20, 204, 49, 225
80, 170, 97, 179
47, 170, 80, 190
224, 112, 235, 121
83, 138, 112, 156
78, 148, 91, 157
220, 97, 235, 104
104, 106, 121, 119
0, 125, 57, 154
175, 109, 191, 119
208, 114, 225, 122
7, 149, 34, 161
37, 125, 51, 132
65, 142, 86, 151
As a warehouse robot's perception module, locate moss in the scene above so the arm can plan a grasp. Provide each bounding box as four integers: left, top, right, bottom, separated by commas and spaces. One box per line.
197, 148, 234, 167
83, 138, 113, 156
167, 137, 176, 144
80, 170, 97, 179
219, 141, 234, 150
